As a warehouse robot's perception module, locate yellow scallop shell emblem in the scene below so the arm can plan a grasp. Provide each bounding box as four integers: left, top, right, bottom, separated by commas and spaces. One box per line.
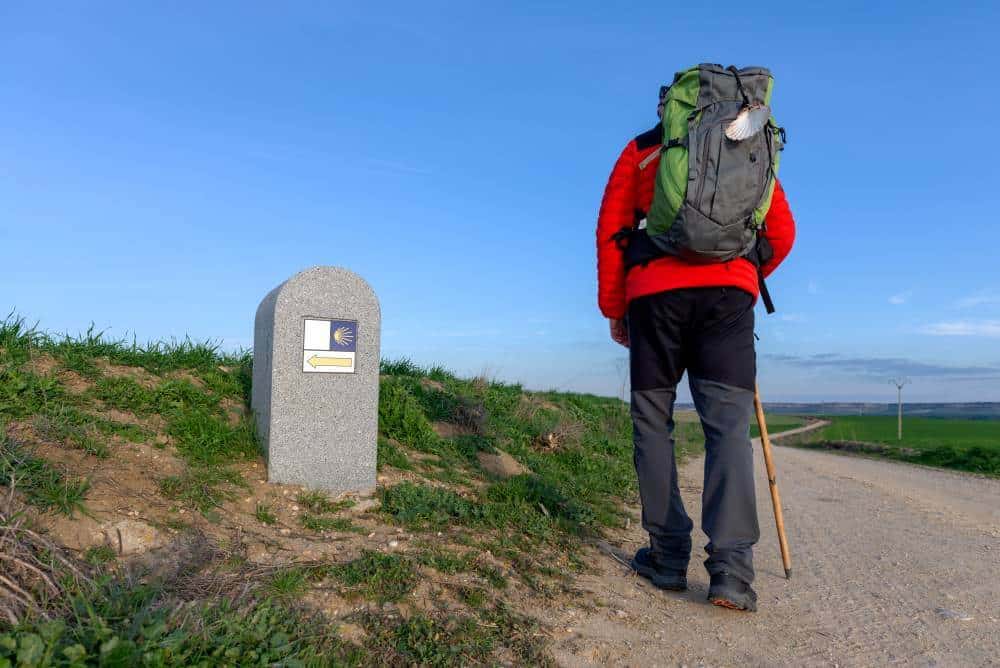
332, 326, 354, 347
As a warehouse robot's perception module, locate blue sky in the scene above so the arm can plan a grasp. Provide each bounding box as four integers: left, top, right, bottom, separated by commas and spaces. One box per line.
3, 1, 999, 402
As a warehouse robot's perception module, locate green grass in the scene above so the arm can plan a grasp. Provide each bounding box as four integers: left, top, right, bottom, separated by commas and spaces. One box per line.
300, 513, 358, 533
0, 433, 89, 516
266, 568, 311, 601
2, 561, 544, 666
82, 545, 117, 566
0, 314, 260, 515
0, 368, 65, 422
297, 490, 353, 514
361, 602, 550, 667
254, 502, 277, 525
31, 409, 110, 458
372, 361, 811, 550
159, 466, 248, 513
799, 415, 1000, 475
378, 377, 442, 454
1, 578, 366, 666
375, 366, 641, 540
329, 551, 418, 603
376, 436, 412, 471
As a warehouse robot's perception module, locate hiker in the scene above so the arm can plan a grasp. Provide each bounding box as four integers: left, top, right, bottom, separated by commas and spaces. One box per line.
595, 65, 795, 611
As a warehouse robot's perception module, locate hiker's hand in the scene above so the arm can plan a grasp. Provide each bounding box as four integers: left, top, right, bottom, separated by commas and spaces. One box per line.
609, 318, 629, 348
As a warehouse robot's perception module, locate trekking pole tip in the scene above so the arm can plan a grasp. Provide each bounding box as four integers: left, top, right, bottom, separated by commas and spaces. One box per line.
784, 567, 792, 579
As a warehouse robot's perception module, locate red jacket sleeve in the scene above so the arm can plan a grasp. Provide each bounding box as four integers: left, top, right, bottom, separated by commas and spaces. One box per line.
760, 180, 795, 278
596, 141, 639, 319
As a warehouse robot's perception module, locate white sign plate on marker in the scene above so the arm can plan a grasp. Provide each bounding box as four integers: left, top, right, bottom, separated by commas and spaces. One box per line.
302, 318, 357, 373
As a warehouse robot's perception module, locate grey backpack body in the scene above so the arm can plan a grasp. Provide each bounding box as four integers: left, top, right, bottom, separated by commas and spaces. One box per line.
626, 64, 783, 267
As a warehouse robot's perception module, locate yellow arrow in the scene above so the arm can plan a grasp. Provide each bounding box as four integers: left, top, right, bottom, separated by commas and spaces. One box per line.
308, 355, 353, 368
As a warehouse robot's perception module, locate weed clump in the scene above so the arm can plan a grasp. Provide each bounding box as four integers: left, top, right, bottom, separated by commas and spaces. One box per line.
300, 514, 357, 533
380, 482, 479, 529
254, 502, 276, 525
377, 436, 411, 471
378, 378, 440, 454
330, 551, 418, 603
159, 467, 247, 513
0, 434, 89, 517
362, 602, 549, 667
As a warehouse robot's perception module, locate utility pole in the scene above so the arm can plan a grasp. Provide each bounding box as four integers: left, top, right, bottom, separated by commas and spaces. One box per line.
889, 378, 909, 440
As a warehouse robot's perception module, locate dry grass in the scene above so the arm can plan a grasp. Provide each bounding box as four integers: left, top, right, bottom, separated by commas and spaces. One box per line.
0, 483, 89, 626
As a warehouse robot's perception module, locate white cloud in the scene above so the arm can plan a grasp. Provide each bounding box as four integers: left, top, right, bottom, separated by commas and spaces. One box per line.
888, 291, 911, 305
956, 291, 1000, 309
920, 320, 1000, 337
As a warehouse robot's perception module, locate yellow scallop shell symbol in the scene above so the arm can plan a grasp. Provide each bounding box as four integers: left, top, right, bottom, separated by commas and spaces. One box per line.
332, 326, 354, 347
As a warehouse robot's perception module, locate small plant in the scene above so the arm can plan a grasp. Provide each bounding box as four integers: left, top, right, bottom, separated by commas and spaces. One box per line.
300, 513, 356, 533
296, 490, 353, 514
166, 407, 258, 466
255, 502, 277, 525
457, 585, 488, 609
93, 376, 155, 413
380, 482, 479, 529
159, 466, 247, 513
416, 548, 475, 574
0, 368, 64, 421
266, 567, 310, 600
32, 408, 109, 458
331, 551, 418, 603
83, 544, 117, 566
475, 564, 508, 590
377, 436, 412, 471
0, 436, 89, 516
378, 378, 440, 453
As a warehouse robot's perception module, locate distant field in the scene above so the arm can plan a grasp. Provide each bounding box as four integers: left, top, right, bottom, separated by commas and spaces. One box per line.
815, 416, 999, 450
796, 416, 1000, 476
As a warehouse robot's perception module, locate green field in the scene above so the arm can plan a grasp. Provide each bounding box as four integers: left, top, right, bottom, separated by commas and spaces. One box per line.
799, 415, 1000, 476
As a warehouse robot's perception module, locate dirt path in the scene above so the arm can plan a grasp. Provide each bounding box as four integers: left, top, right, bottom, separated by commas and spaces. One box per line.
550, 425, 1000, 667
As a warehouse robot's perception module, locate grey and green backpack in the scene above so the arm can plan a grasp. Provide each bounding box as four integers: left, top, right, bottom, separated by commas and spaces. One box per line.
620, 63, 786, 311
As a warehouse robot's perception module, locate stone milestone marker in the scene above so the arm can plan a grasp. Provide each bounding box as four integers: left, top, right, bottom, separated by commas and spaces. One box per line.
252, 266, 380, 493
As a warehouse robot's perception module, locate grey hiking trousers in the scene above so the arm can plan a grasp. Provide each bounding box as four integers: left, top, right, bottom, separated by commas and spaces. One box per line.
628, 287, 760, 584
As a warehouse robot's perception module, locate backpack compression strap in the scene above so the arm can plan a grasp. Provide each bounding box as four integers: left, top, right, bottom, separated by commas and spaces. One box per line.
745, 236, 776, 314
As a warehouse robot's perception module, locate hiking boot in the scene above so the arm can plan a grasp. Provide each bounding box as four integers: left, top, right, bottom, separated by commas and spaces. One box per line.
630, 547, 687, 591
708, 573, 758, 612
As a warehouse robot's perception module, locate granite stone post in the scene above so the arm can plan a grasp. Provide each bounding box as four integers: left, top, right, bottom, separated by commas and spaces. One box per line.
252, 266, 380, 493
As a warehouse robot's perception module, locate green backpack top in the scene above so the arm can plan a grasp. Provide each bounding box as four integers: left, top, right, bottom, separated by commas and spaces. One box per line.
623, 64, 785, 308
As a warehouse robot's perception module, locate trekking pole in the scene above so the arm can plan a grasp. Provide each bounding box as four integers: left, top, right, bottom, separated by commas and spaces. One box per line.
753, 382, 792, 579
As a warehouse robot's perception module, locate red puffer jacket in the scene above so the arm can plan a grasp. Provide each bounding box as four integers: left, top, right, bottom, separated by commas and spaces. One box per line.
596, 125, 796, 320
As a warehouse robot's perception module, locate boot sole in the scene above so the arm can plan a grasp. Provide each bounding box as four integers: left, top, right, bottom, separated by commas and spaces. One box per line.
708, 594, 757, 612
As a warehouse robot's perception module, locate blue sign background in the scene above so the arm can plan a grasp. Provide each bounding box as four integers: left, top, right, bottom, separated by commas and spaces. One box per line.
329, 320, 358, 353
